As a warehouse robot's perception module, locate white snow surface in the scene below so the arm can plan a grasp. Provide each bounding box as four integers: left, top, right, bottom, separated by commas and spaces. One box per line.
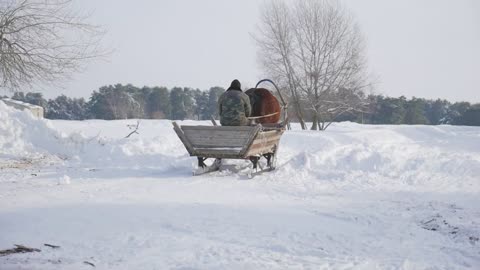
1, 102, 479, 269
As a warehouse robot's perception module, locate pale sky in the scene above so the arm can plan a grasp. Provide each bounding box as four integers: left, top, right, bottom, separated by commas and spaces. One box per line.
31, 0, 480, 102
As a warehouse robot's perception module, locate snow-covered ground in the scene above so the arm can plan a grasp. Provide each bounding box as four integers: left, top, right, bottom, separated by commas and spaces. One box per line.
1, 102, 479, 269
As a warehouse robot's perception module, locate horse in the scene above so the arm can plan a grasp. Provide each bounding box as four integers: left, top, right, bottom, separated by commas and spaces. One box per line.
245, 88, 281, 124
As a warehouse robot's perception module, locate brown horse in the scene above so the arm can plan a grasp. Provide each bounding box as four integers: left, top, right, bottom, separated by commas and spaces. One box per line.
245, 88, 281, 124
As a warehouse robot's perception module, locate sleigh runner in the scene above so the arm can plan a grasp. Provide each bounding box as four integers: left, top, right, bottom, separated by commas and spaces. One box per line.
173, 122, 285, 175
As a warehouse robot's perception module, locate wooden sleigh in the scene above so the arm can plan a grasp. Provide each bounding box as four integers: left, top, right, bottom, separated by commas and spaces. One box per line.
173, 121, 285, 176
173, 79, 288, 176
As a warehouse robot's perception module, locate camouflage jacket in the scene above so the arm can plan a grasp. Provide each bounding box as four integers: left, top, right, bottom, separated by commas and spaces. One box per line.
218, 89, 252, 126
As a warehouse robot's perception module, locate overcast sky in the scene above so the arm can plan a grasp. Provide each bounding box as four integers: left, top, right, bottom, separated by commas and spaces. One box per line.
30, 0, 479, 102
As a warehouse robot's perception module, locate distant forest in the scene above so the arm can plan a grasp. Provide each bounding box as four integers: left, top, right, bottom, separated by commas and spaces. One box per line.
3, 83, 480, 126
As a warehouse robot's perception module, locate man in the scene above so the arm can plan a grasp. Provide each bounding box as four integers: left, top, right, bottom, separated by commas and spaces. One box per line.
218, 79, 251, 126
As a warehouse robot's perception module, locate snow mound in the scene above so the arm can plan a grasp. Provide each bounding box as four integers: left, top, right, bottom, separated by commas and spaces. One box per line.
276, 124, 480, 191
0, 102, 190, 173
2, 102, 480, 191
0, 101, 70, 159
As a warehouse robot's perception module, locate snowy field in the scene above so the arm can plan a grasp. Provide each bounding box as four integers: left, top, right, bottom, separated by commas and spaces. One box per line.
1, 102, 479, 269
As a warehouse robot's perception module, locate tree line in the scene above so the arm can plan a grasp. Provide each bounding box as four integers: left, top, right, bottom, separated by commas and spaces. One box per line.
2, 83, 479, 126
5, 84, 224, 121
338, 95, 480, 126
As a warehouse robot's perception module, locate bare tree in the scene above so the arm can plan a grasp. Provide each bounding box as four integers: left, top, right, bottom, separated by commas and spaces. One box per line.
254, 0, 371, 130
254, 0, 307, 129
0, 0, 106, 91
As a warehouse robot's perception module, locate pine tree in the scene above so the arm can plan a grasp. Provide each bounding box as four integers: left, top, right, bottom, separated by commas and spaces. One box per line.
147, 87, 171, 119
207, 87, 225, 119
404, 98, 429, 124
170, 87, 186, 120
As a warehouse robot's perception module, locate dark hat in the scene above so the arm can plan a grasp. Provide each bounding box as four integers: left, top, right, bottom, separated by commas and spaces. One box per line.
228, 79, 241, 91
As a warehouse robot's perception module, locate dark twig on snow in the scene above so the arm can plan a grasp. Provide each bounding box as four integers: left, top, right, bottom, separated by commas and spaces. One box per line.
0, 245, 41, 256
84, 261, 96, 267
125, 120, 141, 138
44, 243, 61, 249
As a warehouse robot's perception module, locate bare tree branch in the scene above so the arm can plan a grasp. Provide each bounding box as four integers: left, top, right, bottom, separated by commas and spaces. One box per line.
0, 0, 108, 91
125, 120, 140, 138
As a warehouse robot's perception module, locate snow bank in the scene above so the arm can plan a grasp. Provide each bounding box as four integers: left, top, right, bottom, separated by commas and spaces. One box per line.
2, 101, 480, 191
0, 101, 68, 160
0, 103, 190, 173
276, 123, 480, 191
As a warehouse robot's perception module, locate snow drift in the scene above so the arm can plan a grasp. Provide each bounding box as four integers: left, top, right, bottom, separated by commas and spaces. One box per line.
0, 101, 68, 160
1, 101, 479, 191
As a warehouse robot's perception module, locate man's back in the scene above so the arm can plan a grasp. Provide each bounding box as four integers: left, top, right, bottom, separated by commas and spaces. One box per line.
218, 80, 251, 126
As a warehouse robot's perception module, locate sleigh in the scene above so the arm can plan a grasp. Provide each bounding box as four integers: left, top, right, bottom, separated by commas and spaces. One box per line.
172, 79, 288, 176
173, 121, 285, 176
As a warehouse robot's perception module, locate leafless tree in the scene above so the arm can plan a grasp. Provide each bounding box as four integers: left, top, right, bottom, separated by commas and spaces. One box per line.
254, 0, 307, 129
0, 0, 106, 91
254, 0, 371, 130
